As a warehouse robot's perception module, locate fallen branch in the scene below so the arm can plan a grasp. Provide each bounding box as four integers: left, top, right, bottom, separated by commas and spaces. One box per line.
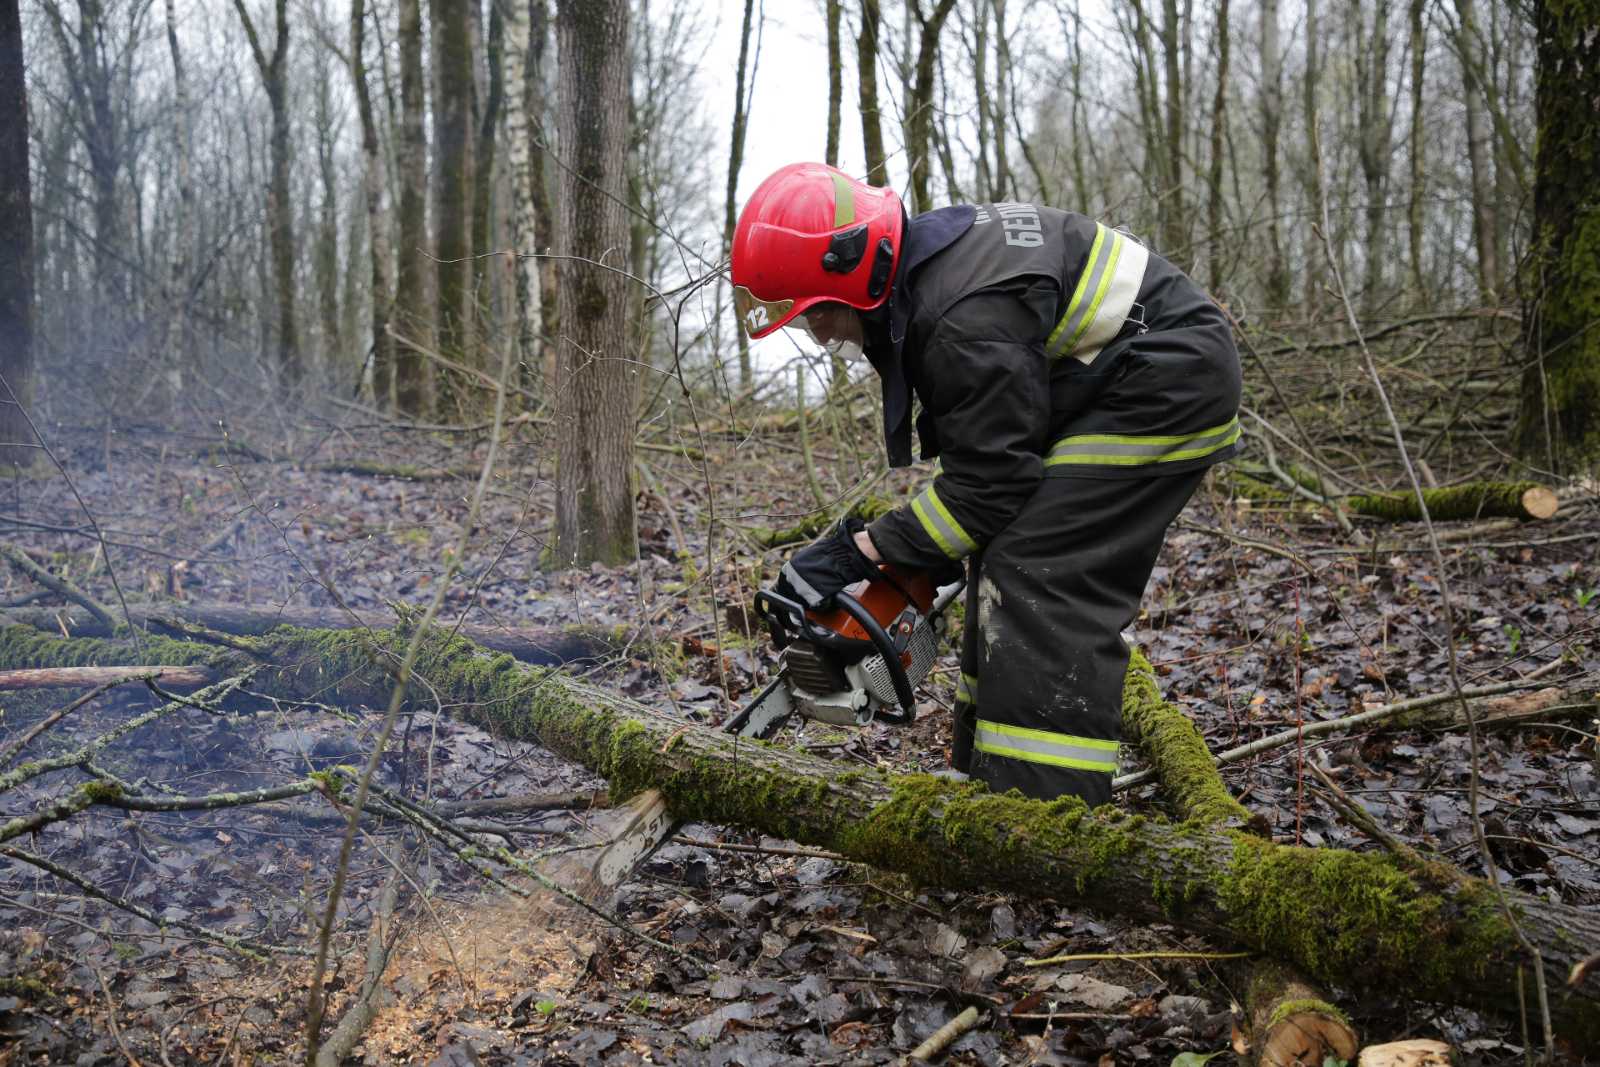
1114, 673, 1589, 791
0, 601, 631, 667
5, 624, 1598, 1037
1345, 481, 1559, 523
0, 543, 116, 630
906, 1005, 981, 1063
0, 665, 214, 690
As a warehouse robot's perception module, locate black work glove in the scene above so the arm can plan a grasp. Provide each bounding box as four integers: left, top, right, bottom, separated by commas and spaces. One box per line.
774, 516, 881, 609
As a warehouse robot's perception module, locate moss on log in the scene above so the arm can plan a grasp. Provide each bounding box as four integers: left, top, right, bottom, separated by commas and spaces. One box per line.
1120, 649, 1261, 831
749, 495, 898, 548
3, 623, 1598, 1040
1345, 482, 1559, 522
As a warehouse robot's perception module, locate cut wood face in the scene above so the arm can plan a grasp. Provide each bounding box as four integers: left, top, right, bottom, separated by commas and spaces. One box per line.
1356, 1038, 1455, 1067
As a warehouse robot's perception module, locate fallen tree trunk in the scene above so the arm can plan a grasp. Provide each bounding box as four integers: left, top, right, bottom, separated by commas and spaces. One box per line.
2, 623, 1597, 1041
1343, 482, 1558, 523
0, 602, 630, 667
0, 665, 214, 690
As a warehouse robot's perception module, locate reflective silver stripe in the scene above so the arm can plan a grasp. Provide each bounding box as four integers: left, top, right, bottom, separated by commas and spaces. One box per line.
780, 561, 825, 607
1047, 224, 1150, 365
955, 672, 978, 705
909, 484, 978, 560
1045, 417, 1242, 469
973, 719, 1119, 774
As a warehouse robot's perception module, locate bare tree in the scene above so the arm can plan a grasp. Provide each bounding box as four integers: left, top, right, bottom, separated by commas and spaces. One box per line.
1406, 0, 1428, 300
1205, 0, 1230, 292
162, 0, 193, 384
1259, 0, 1290, 307
1353, 0, 1394, 314
0, 0, 32, 464
904, 0, 957, 215
825, 0, 842, 167
232, 0, 301, 382
722, 0, 756, 391
351, 0, 393, 407
857, 0, 888, 186
1452, 0, 1502, 301
1515, 0, 1600, 473
393, 0, 432, 415
550, 0, 637, 567
431, 0, 477, 381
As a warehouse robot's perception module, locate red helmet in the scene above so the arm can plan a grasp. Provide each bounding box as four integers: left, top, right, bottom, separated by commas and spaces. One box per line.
731, 163, 904, 339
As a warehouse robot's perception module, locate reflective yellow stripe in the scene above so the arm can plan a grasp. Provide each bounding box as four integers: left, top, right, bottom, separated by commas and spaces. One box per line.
955, 672, 978, 704
973, 719, 1119, 773
1046, 224, 1150, 365
1045, 417, 1242, 469
910, 485, 978, 559
831, 173, 856, 227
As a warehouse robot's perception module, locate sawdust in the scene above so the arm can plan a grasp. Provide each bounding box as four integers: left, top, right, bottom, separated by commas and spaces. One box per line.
360, 881, 599, 1060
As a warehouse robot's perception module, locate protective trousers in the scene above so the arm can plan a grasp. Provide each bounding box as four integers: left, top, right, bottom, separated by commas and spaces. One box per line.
950, 469, 1205, 805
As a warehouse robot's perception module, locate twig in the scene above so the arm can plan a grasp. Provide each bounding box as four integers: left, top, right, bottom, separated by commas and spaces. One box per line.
1306, 760, 1431, 871
1024, 950, 1250, 968
905, 1005, 981, 1063
92, 965, 145, 1067
0, 846, 309, 957
0, 678, 126, 768
1313, 161, 1556, 1057
1114, 673, 1568, 791
0, 665, 214, 690
0, 543, 117, 630
675, 836, 845, 861
312, 853, 403, 1067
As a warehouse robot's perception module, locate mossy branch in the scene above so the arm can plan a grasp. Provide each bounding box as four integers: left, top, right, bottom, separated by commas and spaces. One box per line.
4, 622, 1599, 1039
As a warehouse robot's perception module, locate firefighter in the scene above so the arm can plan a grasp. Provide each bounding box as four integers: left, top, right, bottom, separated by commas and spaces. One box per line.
733, 162, 1242, 806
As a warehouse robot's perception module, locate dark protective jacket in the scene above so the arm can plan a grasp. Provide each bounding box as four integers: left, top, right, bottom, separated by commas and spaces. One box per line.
865, 203, 1242, 570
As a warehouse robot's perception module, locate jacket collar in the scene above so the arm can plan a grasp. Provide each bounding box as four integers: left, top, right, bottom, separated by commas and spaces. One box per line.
867, 205, 975, 467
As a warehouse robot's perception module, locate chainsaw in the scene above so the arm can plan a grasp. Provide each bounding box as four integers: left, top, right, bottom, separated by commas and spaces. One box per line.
724, 566, 965, 740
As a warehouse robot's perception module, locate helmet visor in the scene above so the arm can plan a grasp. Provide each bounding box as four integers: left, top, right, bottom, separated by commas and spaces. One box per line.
733, 286, 795, 339
785, 304, 866, 364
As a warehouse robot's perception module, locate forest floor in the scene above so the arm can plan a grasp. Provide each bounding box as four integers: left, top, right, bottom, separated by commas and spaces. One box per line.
0, 401, 1596, 1066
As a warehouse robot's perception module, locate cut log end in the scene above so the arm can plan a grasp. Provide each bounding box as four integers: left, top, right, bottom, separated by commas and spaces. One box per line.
1356, 1038, 1456, 1067
1521, 486, 1560, 520
1259, 1007, 1360, 1067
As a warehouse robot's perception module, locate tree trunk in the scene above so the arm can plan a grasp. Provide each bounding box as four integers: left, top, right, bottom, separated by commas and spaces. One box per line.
857, 0, 888, 187
1406, 0, 1427, 302
1300, 0, 1325, 311
1516, 0, 1600, 475
1259, 0, 1289, 309
502, 0, 542, 396
1354, 0, 1392, 316
352, 0, 394, 408
550, 0, 637, 568
393, 0, 433, 416
722, 0, 756, 393
1160, 0, 1184, 256
1455, 0, 1501, 302
905, 0, 957, 215
163, 0, 194, 397
825, 0, 842, 167
471, 0, 504, 363
1243, 960, 1359, 1067
313, 55, 343, 370
232, 0, 301, 383
1205, 0, 1230, 293
0, 0, 33, 467
4, 621, 1598, 1041
430, 0, 476, 389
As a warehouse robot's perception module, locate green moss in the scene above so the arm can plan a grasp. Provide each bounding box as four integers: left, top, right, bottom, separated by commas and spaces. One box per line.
80, 780, 123, 804
1216, 834, 1510, 990
1121, 649, 1254, 829
1266, 996, 1349, 1030
0, 626, 230, 671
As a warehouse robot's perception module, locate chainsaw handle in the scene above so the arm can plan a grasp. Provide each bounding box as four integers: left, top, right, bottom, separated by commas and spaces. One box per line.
832, 591, 917, 724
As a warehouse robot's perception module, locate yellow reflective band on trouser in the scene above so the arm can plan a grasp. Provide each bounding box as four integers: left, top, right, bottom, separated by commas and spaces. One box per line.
909, 484, 978, 560
1046, 223, 1150, 365
1044, 417, 1242, 469
973, 720, 1119, 774
955, 672, 978, 705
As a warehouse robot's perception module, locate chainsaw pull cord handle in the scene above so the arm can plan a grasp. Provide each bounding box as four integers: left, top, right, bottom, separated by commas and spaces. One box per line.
831, 590, 917, 724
